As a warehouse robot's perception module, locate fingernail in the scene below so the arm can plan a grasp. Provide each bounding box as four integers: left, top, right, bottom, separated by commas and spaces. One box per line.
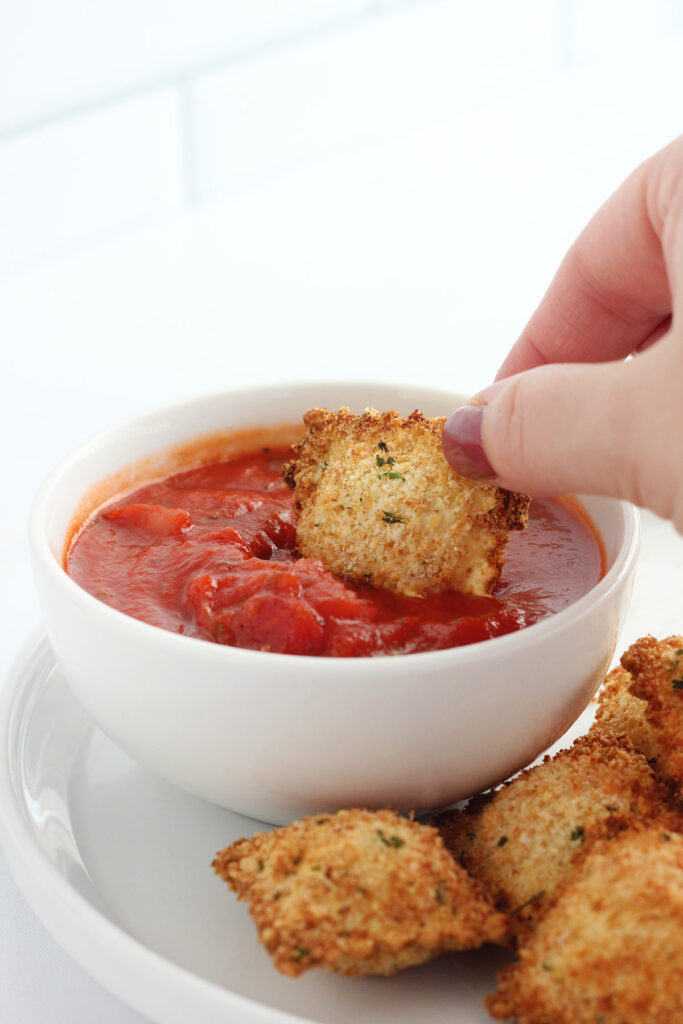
442, 405, 496, 481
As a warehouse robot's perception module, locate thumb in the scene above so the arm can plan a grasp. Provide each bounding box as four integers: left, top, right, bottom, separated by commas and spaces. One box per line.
442, 339, 683, 523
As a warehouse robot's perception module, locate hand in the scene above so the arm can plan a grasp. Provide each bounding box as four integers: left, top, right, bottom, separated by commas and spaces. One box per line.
442, 135, 683, 530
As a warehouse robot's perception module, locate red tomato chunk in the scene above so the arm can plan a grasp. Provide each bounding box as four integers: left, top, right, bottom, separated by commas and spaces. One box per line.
66, 447, 604, 657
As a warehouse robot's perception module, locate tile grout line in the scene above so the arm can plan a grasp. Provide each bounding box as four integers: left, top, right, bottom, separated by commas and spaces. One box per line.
176, 80, 199, 209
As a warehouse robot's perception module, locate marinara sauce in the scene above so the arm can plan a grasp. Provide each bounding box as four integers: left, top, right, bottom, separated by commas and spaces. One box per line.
67, 446, 604, 657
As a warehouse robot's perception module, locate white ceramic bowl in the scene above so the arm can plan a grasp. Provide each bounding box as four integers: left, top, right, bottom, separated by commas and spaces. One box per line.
30, 381, 639, 825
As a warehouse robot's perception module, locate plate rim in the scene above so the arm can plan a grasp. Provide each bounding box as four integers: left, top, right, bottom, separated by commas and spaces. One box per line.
0, 629, 321, 1024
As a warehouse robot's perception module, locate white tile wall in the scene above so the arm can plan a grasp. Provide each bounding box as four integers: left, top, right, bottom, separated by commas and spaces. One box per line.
0, 90, 183, 275
0, 0, 682, 278
192, 0, 554, 199
565, 0, 683, 68
368, 0, 429, 9
0, 0, 367, 133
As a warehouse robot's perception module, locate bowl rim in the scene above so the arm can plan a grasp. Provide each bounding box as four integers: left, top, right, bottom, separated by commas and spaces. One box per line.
30, 380, 641, 671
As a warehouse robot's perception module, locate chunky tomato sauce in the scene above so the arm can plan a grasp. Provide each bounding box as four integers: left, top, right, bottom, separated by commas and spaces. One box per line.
66, 447, 604, 657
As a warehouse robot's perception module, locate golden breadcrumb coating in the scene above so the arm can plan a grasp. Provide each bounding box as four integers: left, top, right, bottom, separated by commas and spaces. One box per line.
487, 827, 683, 1023
435, 735, 676, 932
283, 407, 530, 597
621, 634, 683, 790
212, 807, 508, 977
589, 664, 664, 767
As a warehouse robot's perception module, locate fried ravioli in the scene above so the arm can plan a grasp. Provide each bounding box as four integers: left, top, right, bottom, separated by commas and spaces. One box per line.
589, 664, 663, 767
212, 807, 508, 977
435, 735, 676, 932
487, 827, 683, 1023
283, 407, 530, 597
621, 634, 683, 791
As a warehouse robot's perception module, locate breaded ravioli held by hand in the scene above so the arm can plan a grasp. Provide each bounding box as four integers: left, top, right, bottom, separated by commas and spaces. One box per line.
212, 808, 508, 977
283, 407, 530, 597
487, 827, 683, 1024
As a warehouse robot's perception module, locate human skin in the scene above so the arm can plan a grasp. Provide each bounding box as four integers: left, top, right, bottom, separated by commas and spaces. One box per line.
442, 135, 683, 531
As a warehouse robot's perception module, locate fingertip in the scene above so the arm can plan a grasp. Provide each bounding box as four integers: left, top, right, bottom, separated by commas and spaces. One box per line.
470, 379, 507, 405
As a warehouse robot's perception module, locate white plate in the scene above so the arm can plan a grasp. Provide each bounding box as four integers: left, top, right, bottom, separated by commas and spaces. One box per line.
0, 631, 515, 1024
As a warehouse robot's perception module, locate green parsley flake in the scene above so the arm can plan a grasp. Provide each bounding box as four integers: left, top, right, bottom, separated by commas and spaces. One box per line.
294, 946, 309, 961
382, 511, 404, 524
673, 678, 683, 691
510, 890, 546, 915
377, 829, 405, 849
570, 826, 585, 843
435, 883, 448, 906
497, 836, 508, 847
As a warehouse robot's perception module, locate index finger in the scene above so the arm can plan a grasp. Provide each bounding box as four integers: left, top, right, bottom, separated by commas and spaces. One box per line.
497, 136, 682, 380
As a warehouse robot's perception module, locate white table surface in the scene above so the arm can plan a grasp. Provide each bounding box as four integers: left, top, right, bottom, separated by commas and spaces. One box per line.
2, 48, 683, 1023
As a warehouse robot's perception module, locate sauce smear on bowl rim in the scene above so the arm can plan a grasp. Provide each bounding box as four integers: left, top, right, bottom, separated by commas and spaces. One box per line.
66, 444, 605, 657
